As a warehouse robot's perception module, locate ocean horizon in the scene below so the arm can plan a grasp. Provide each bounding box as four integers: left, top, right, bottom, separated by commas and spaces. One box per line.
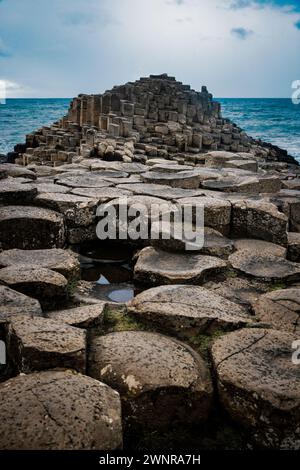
0, 97, 299, 161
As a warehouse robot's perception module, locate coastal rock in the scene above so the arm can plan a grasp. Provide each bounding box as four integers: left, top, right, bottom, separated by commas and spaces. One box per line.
47, 303, 106, 328
0, 266, 68, 310
116, 183, 204, 200
0, 370, 122, 449
35, 193, 98, 227
128, 285, 251, 337
178, 196, 231, 235
287, 232, 300, 262
1, 163, 36, 180
231, 199, 288, 245
212, 328, 300, 449
6, 315, 86, 373
36, 183, 70, 194
0, 180, 37, 204
253, 288, 300, 334
0, 248, 80, 280
134, 246, 227, 285
233, 238, 287, 258
56, 173, 114, 189
0, 285, 42, 322
229, 250, 300, 282
88, 330, 213, 430
0, 206, 65, 250
141, 170, 201, 189
70, 186, 133, 201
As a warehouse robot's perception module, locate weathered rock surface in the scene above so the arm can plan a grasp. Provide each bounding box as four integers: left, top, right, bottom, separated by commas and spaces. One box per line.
2, 163, 36, 180
0, 248, 80, 280
88, 331, 213, 430
116, 182, 204, 200
70, 186, 132, 201
253, 288, 300, 334
0, 206, 65, 250
0, 180, 37, 204
233, 238, 287, 258
287, 232, 300, 262
134, 246, 227, 285
141, 170, 202, 189
56, 173, 114, 188
0, 266, 68, 309
231, 199, 288, 245
47, 303, 106, 328
0, 370, 122, 449
7, 315, 86, 373
0, 285, 42, 322
128, 285, 251, 337
212, 328, 300, 449
229, 250, 300, 282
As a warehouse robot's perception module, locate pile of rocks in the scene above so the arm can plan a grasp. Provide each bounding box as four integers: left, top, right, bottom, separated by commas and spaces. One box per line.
0, 74, 300, 450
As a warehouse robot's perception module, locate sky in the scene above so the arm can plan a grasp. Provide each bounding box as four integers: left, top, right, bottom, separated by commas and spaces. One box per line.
0, 0, 300, 97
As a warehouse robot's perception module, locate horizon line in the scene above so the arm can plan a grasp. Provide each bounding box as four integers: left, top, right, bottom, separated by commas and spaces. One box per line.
3, 96, 293, 100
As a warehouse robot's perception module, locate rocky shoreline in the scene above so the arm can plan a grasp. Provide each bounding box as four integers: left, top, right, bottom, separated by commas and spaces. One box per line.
0, 74, 300, 450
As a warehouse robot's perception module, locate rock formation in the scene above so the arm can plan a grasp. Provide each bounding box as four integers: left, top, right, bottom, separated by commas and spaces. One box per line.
0, 74, 300, 450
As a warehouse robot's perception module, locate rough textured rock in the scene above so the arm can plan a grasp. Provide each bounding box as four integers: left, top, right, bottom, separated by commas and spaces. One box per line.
88, 330, 213, 430
0, 248, 80, 280
178, 196, 231, 235
2, 163, 36, 180
47, 303, 106, 328
229, 250, 300, 282
7, 315, 86, 373
141, 170, 202, 189
287, 232, 300, 262
0, 370, 122, 449
134, 246, 227, 285
56, 173, 114, 189
253, 288, 300, 334
128, 285, 251, 337
231, 199, 288, 245
212, 328, 300, 449
0, 180, 37, 204
233, 238, 287, 258
70, 186, 132, 201
0, 285, 42, 322
117, 183, 204, 200
0, 206, 66, 250
0, 266, 68, 310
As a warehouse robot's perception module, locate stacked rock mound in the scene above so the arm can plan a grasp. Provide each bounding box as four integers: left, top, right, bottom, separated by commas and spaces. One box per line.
0, 74, 300, 450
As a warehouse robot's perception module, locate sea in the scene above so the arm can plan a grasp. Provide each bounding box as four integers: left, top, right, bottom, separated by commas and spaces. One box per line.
0, 98, 299, 161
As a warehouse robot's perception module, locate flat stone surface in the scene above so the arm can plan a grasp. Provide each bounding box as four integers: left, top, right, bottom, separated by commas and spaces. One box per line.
47, 303, 106, 328
0, 205, 65, 250
7, 315, 86, 373
0, 285, 42, 322
36, 183, 70, 194
90, 161, 147, 173
231, 199, 288, 246
0, 181, 37, 204
134, 246, 227, 285
253, 288, 300, 334
35, 193, 98, 227
212, 328, 300, 449
0, 249, 80, 280
56, 173, 114, 188
141, 170, 202, 189
116, 183, 204, 200
1, 164, 36, 180
0, 266, 68, 310
128, 285, 251, 337
233, 238, 287, 258
178, 196, 231, 235
229, 250, 300, 282
70, 186, 133, 201
0, 370, 122, 449
88, 330, 213, 430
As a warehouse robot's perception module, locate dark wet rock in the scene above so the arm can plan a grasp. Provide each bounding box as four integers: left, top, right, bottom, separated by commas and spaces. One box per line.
128, 285, 251, 337
0, 180, 37, 204
287, 232, 300, 262
7, 315, 86, 373
0, 167, 8, 179
134, 246, 227, 286
88, 330, 213, 431
231, 199, 288, 246
212, 328, 300, 449
47, 303, 106, 328
0, 206, 65, 250
0, 266, 68, 310
0, 285, 42, 322
229, 250, 300, 282
0, 369, 122, 449
253, 288, 300, 334
0, 248, 80, 281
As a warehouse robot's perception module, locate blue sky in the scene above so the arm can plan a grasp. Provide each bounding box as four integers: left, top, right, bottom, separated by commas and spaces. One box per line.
0, 0, 299, 97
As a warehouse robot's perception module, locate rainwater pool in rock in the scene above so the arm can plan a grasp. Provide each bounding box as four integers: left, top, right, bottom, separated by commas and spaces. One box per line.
73, 241, 136, 303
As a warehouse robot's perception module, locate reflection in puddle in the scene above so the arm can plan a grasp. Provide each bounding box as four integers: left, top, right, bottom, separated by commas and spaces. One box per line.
72, 241, 136, 303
